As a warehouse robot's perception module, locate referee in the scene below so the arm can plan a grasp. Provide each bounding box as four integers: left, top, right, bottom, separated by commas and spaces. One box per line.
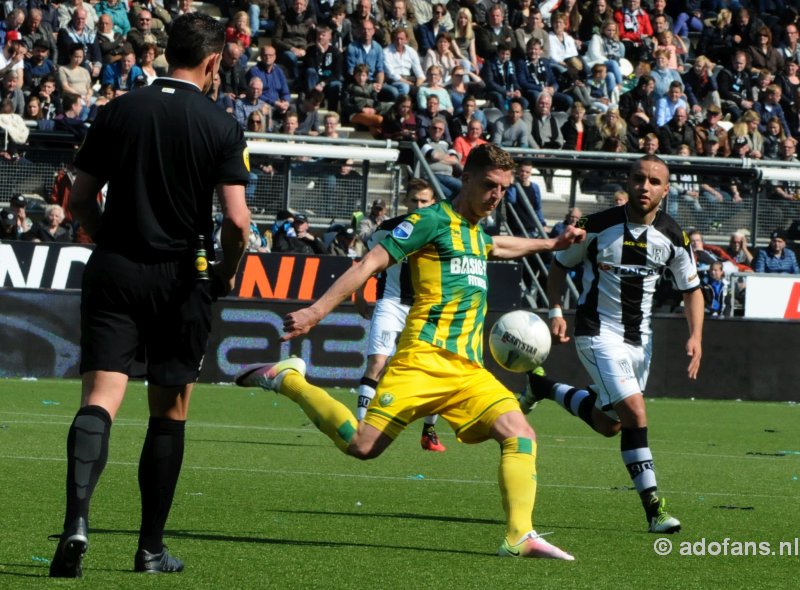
49, 14, 251, 577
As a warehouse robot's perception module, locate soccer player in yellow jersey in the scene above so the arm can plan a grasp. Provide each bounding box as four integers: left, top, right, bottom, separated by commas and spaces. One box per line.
236, 144, 584, 559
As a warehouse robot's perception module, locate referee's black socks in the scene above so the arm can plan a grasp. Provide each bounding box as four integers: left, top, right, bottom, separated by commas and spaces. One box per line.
138, 417, 185, 554
64, 405, 112, 533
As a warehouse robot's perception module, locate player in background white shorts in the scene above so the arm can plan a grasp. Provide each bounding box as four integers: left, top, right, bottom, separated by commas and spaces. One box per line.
519, 156, 705, 534
355, 179, 446, 452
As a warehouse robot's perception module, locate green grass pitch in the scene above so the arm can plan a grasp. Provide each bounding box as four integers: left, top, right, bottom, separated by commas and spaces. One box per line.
1, 379, 798, 589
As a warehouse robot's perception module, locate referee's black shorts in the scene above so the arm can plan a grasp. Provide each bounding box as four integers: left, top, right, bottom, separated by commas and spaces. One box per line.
79, 247, 214, 387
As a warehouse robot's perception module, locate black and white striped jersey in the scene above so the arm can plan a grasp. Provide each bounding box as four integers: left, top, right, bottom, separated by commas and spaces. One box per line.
369, 215, 414, 305
554, 206, 700, 345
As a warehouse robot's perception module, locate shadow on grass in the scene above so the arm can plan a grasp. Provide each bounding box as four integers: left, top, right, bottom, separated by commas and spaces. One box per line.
191, 438, 323, 448
269, 508, 504, 526
267, 509, 630, 534
90, 528, 491, 557
0, 565, 48, 579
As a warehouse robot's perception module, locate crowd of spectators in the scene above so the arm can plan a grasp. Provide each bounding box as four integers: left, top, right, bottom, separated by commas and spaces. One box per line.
0, 0, 799, 280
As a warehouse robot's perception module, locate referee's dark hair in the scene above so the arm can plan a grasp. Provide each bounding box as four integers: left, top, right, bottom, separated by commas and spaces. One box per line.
165, 13, 225, 69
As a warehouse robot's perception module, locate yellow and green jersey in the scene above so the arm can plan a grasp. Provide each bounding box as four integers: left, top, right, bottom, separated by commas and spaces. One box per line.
379, 201, 493, 365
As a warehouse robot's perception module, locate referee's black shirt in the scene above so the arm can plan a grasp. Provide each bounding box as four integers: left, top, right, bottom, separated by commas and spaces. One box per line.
75, 78, 250, 262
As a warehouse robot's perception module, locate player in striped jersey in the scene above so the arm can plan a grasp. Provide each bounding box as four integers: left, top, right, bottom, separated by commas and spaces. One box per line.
237, 144, 585, 559
356, 179, 448, 452
520, 155, 705, 534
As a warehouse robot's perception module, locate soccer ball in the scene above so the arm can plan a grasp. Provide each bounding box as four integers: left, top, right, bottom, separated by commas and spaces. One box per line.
488, 310, 552, 373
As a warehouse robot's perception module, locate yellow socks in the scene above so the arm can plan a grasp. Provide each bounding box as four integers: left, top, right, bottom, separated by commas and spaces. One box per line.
498, 437, 538, 542
279, 372, 358, 453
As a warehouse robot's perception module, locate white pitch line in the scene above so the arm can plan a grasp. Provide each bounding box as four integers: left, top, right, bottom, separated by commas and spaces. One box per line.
0, 454, 793, 499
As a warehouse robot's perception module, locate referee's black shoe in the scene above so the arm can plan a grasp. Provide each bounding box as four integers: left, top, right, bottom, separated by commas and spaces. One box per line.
49, 518, 88, 578
134, 546, 184, 573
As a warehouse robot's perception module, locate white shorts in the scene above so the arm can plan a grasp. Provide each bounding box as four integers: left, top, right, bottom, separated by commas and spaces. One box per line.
575, 333, 652, 412
366, 297, 410, 357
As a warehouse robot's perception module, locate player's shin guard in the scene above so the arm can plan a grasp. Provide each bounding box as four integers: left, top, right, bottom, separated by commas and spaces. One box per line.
498, 437, 537, 543
356, 377, 378, 422
138, 417, 185, 553
620, 427, 659, 510
281, 372, 358, 453
64, 405, 112, 532
552, 384, 597, 428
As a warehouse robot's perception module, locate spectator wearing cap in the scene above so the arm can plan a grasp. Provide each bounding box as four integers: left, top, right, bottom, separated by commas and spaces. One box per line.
0, 208, 21, 240
754, 230, 799, 274
100, 45, 143, 95
9, 194, 32, 235
23, 39, 57, 95
694, 105, 731, 157
358, 199, 387, 243
272, 213, 327, 255
326, 225, 366, 258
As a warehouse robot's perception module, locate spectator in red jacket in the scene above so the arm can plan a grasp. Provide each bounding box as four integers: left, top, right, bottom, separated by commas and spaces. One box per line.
614, 0, 653, 65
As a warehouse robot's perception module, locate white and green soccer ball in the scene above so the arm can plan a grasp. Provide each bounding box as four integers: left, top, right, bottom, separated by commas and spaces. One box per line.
489, 310, 552, 373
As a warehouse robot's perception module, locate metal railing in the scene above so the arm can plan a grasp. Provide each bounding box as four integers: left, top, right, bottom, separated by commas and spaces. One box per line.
503, 148, 798, 248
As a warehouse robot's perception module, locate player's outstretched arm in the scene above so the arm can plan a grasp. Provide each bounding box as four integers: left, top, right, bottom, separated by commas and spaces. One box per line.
490, 226, 585, 259
546, 262, 570, 344
683, 287, 704, 379
282, 245, 392, 340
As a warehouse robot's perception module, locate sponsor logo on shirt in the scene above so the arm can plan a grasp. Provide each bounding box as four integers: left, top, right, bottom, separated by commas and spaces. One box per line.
451, 256, 488, 289
598, 263, 658, 277
392, 221, 414, 240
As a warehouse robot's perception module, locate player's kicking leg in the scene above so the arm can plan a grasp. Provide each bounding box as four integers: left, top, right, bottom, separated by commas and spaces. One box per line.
236, 359, 392, 458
